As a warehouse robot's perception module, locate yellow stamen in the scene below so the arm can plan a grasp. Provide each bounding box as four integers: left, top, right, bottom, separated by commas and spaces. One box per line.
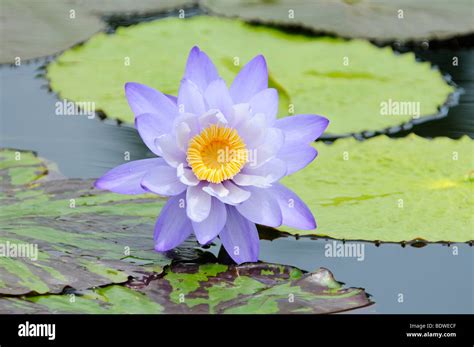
187, 125, 248, 184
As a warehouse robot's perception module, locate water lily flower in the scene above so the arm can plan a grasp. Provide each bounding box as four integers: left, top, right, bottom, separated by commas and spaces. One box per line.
95, 46, 329, 264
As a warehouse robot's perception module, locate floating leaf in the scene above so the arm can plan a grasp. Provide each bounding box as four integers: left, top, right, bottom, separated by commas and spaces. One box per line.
0, 0, 194, 63
202, 0, 474, 41
47, 16, 453, 136
0, 263, 372, 314
0, 149, 48, 186
0, 285, 164, 314
0, 149, 198, 296
281, 135, 474, 242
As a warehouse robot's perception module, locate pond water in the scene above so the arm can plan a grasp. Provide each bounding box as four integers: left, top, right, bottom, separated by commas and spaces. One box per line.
1, 25, 472, 314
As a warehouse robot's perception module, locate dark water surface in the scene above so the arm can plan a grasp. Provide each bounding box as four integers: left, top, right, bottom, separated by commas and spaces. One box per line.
1, 42, 472, 313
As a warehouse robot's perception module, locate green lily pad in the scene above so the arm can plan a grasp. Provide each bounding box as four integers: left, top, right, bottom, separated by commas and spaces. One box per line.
0, 148, 198, 296
138, 262, 371, 314
202, 0, 474, 41
0, 263, 372, 314
0, 285, 164, 314
0, 149, 48, 186
281, 135, 474, 242
46, 16, 453, 136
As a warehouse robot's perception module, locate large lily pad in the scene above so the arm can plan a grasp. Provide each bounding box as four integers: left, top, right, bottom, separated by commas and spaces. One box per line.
0, 0, 194, 63
46, 16, 453, 136
0, 148, 195, 295
202, 0, 474, 41
0, 263, 372, 314
281, 135, 474, 242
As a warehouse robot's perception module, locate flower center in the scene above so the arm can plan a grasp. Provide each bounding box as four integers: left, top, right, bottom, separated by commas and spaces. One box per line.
187, 125, 248, 184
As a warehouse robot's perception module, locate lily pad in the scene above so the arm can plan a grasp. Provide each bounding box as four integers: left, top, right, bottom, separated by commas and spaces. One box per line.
281, 135, 474, 242
46, 16, 453, 136
0, 285, 165, 314
0, 149, 49, 186
0, 148, 197, 295
202, 0, 474, 41
0, 0, 194, 63
0, 263, 372, 314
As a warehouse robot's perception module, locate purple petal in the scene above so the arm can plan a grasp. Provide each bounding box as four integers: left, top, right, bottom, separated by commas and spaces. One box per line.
236, 113, 267, 149
278, 141, 318, 175
125, 82, 177, 119
220, 206, 259, 264
252, 127, 285, 168
202, 181, 251, 205
230, 55, 268, 103
249, 88, 278, 125
204, 79, 234, 122
165, 94, 177, 104
135, 113, 173, 156
192, 197, 227, 244
174, 114, 201, 152
234, 158, 287, 188
275, 115, 329, 143
177, 164, 199, 186
154, 192, 192, 251
141, 165, 186, 196
202, 182, 228, 198
155, 134, 186, 168
269, 183, 316, 230
199, 109, 228, 128
230, 103, 251, 128
95, 158, 165, 195
186, 183, 212, 222
235, 187, 282, 227
184, 46, 219, 93
221, 181, 251, 204
177, 78, 206, 116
